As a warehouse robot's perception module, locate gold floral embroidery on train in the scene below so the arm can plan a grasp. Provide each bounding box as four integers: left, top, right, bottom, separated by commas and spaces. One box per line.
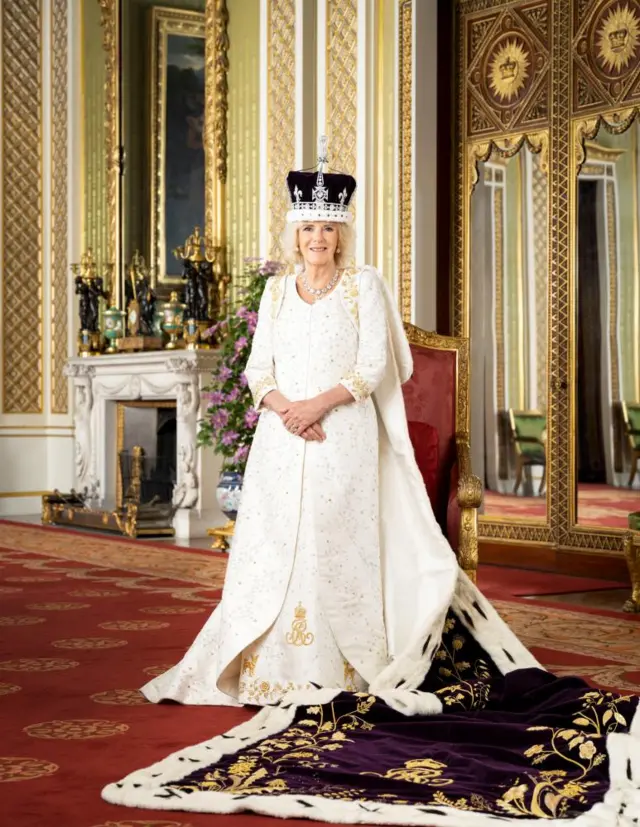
169, 698, 376, 795
432, 615, 493, 710
496, 689, 635, 818
286, 602, 315, 646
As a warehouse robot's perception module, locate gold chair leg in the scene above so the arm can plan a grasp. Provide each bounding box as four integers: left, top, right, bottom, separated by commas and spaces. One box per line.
514, 458, 524, 495
623, 532, 640, 613
458, 506, 478, 583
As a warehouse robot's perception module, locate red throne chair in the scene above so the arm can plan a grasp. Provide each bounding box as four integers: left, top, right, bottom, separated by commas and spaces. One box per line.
401, 325, 483, 582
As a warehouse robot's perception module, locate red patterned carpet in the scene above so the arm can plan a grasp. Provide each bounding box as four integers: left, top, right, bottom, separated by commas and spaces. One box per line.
484, 483, 640, 528
1, 521, 639, 827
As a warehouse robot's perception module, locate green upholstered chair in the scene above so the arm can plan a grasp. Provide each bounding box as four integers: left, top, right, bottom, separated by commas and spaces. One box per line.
508, 409, 547, 496
621, 402, 640, 487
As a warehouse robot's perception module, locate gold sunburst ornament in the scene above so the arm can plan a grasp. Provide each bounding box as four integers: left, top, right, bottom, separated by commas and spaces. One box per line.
488, 39, 530, 103
597, 4, 640, 73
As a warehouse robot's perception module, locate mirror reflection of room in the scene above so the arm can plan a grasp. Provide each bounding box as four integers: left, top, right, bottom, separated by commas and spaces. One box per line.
576, 126, 640, 530
469, 144, 548, 522
121, 0, 206, 293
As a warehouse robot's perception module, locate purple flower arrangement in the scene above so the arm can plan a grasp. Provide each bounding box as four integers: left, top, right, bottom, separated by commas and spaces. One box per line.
197, 258, 282, 472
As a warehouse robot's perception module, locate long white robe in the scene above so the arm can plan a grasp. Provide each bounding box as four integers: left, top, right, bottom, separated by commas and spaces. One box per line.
141, 266, 459, 706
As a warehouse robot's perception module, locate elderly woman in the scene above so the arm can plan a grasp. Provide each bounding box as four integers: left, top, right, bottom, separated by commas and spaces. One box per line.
141, 147, 459, 707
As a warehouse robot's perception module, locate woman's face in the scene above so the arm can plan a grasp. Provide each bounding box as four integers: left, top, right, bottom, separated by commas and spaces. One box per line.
298, 222, 339, 268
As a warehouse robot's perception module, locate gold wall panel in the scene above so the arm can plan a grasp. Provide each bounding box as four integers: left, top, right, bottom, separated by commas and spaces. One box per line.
82, 1, 109, 271
327, 0, 358, 179
398, 0, 412, 322
463, 0, 551, 140
1, 1, 43, 414
572, 0, 640, 115
226, 0, 261, 280
267, 0, 296, 259
51, 0, 69, 415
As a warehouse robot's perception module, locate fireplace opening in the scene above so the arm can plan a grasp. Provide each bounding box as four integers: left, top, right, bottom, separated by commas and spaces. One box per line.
116, 401, 177, 506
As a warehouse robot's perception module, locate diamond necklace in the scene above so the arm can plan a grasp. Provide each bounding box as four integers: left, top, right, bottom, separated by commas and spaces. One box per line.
299, 268, 341, 300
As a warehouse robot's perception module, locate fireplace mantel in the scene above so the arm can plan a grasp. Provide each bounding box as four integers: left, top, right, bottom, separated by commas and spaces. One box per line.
64, 350, 224, 539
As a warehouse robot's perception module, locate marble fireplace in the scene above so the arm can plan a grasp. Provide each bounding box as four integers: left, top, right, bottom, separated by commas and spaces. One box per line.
64, 350, 224, 539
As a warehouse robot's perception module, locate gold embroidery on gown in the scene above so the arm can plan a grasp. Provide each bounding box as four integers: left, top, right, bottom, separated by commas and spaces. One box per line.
286, 603, 315, 646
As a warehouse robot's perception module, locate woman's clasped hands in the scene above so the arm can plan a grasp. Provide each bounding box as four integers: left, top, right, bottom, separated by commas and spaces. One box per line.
264, 391, 327, 442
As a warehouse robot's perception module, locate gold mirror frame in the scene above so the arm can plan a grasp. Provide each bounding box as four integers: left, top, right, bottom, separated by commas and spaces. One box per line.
462, 130, 553, 544
569, 106, 640, 549
454, 0, 631, 560
98, 0, 228, 304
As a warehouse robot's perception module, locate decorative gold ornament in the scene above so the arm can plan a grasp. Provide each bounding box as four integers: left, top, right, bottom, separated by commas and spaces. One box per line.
26, 602, 90, 611
0, 658, 80, 672
142, 664, 174, 677
0, 616, 46, 626
488, 38, 530, 103
98, 620, 169, 631
139, 605, 206, 615
51, 638, 128, 649
0, 756, 59, 783
90, 689, 148, 706
24, 719, 129, 740
596, 3, 640, 74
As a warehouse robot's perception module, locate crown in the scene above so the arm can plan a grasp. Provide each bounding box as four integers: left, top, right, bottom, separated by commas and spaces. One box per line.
294, 602, 307, 620
609, 27, 628, 51
499, 55, 518, 81
286, 135, 356, 224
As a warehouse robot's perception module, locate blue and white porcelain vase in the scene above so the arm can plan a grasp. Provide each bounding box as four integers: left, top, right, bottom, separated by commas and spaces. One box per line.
215, 470, 243, 522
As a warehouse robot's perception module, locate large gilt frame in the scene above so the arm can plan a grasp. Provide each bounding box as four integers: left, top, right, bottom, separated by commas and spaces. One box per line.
463, 129, 553, 545
149, 7, 206, 285
454, 0, 633, 563
569, 106, 640, 555
98, 0, 228, 302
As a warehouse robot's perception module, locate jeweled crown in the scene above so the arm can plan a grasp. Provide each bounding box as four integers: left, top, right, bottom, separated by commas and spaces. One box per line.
286, 135, 356, 224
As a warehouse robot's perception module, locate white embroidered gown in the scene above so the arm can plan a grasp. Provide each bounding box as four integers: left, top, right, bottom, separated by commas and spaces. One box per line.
142, 267, 398, 706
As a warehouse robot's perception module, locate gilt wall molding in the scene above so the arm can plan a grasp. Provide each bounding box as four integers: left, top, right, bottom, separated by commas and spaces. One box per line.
266, 0, 296, 259
51, 0, 70, 415
1, 1, 44, 414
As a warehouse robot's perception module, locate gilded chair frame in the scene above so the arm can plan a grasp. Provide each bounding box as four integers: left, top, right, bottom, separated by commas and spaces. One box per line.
93, 0, 228, 306
404, 324, 483, 581
452, 0, 640, 606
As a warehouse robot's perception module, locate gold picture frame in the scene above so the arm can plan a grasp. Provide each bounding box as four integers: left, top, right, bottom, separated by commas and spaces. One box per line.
150, 7, 206, 286
96, 0, 228, 300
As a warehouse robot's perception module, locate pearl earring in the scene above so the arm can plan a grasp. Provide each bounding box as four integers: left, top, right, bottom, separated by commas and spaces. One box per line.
295, 246, 300, 252
336, 247, 341, 253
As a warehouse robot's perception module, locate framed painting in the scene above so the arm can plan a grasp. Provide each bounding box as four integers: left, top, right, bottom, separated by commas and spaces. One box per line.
150, 7, 206, 285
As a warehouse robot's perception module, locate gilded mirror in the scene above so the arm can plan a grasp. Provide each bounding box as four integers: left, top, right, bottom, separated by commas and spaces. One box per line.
82, 0, 227, 306
573, 116, 640, 532
468, 136, 550, 526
